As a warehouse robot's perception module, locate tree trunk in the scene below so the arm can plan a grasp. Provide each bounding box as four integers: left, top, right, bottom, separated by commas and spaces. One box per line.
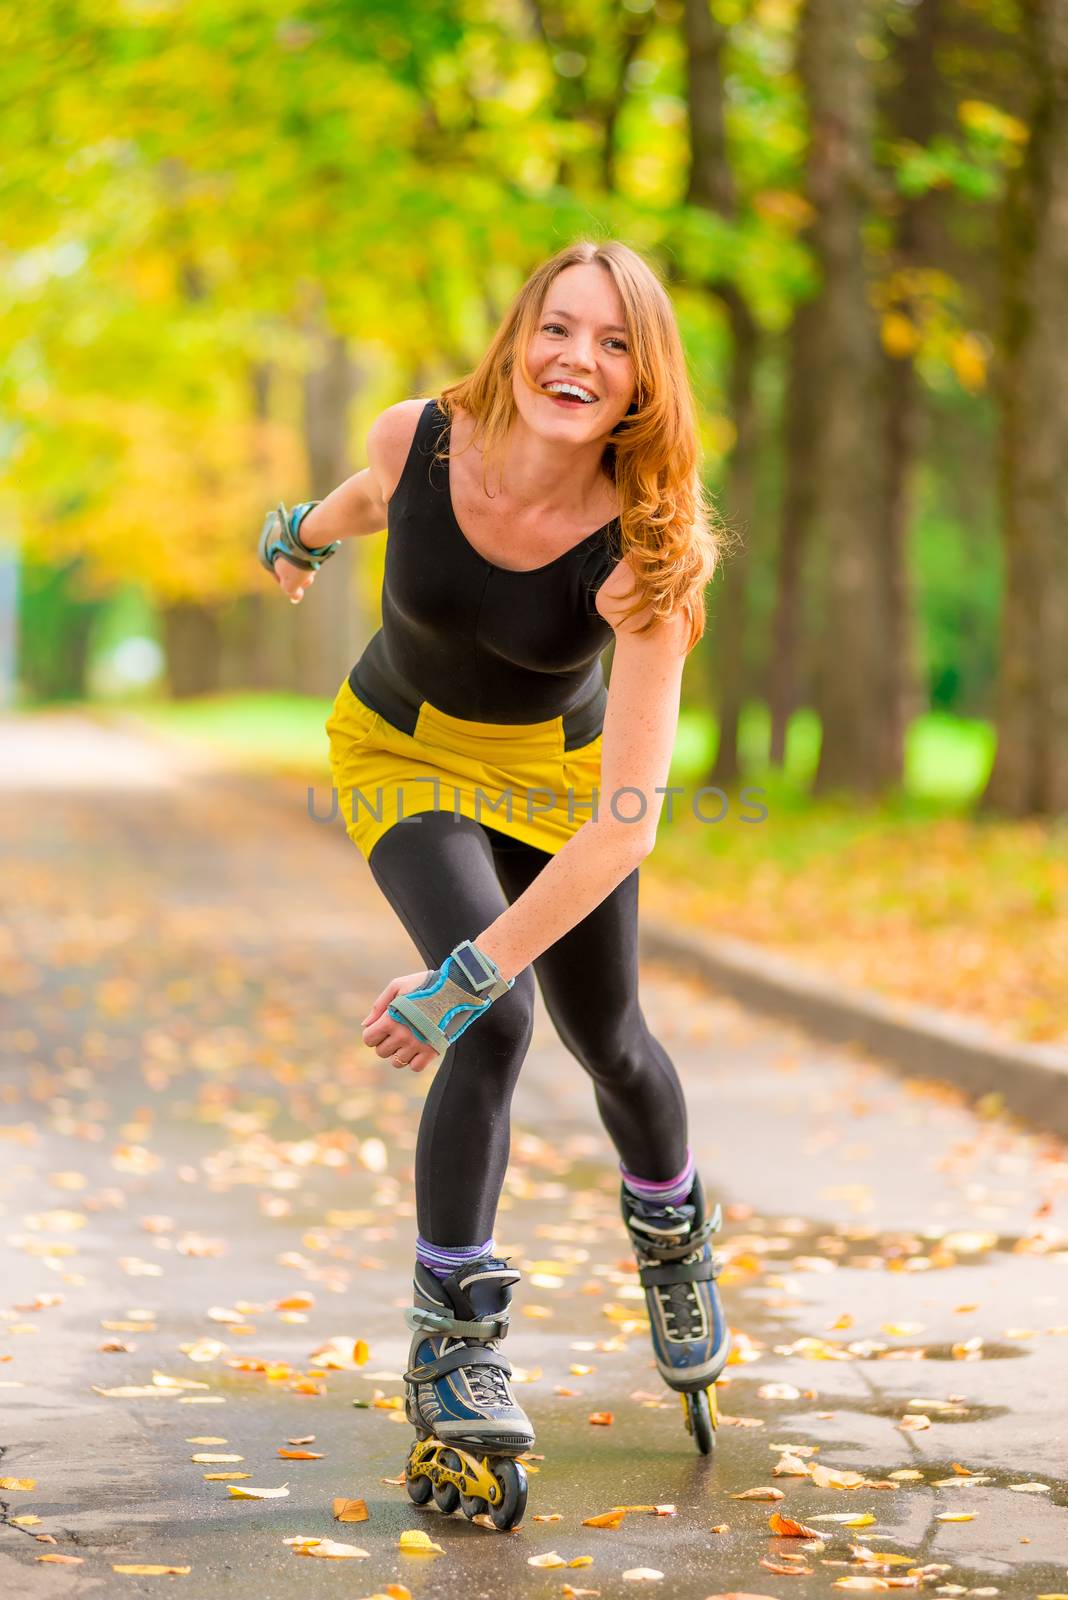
984, 0, 1068, 816
291, 328, 363, 699
683, 0, 760, 786
876, 0, 943, 781
769, 300, 821, 766
710, 294, 759, 785
801, 0, 892, 796
219, 360, 296, 692
162, 601, 223, 698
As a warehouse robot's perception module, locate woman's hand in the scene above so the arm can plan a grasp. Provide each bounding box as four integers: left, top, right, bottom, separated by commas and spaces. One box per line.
273, 553, 317, 605
362, 971, 440, 1073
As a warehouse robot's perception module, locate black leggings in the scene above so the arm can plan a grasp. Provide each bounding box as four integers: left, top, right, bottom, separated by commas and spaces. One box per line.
367, 810, 689, 1245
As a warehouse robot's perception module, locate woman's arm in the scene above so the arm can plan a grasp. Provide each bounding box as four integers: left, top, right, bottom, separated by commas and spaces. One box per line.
472, 558, 690, 982
297, 466, 384, 547
292, 398, 430, 548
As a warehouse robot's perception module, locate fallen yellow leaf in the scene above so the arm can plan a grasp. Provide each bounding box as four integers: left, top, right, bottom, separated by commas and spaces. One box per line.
931, 1475, 992, 1487
308, 1336, 369, 1371
180, 1339, 226, 1361
292, 1538, 370, 1560
36, 1554, 85, 1565
227, 1483, 290, 1499
397, 1529, 445, 1554
0, 1478, 35, 1490
333, 1498, 369, 1522
622, 1571, 664, 1583
809, 1514, 878, 1524
112, 1566, 191, 1576
809, 1464, 868, 1490
936, 1512, 976, 1522
730, 1487, 784, 1501
769, 1512, 822, 1539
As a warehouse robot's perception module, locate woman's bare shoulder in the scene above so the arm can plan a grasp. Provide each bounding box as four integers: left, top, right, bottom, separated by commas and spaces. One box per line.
366, 397, 435, 505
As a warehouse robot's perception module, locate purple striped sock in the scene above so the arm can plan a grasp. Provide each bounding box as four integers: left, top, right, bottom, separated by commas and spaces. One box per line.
621, 1147, 695, 1208
416, 1234, 495, 1281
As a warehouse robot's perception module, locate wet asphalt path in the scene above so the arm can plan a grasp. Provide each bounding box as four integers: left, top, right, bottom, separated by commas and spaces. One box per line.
1, 714, 1066, 1599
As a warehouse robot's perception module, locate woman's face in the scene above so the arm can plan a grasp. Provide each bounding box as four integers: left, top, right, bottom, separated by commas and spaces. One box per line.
514, 262, 637, 445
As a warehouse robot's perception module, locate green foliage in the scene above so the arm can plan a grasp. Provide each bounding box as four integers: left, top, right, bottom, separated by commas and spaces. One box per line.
0, 0, 1033, 745
17, 557, 104, 703
674, 701, 989, 809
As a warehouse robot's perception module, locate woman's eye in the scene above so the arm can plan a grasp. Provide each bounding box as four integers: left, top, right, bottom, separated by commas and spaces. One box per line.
542, 324, 628, 352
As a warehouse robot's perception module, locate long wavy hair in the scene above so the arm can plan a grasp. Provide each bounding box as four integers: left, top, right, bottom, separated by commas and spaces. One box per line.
435, 239, 725, 652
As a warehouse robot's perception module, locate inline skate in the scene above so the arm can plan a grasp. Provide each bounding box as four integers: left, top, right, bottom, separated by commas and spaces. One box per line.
621, 1170, 730, 1456
402, 1254, 533, 1529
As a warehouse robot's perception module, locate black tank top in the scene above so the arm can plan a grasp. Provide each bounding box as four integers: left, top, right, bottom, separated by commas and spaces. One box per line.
347, 398, 623, 750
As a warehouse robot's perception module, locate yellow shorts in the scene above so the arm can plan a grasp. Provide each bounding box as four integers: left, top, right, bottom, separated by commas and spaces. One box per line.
325, 678, 604, 863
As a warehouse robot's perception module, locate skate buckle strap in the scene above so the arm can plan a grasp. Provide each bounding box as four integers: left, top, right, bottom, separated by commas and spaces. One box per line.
635, 1202, 722, 1263
403, 1343, 513, 1386
638, 1256, 718, 1289
405, 1306, 510, 1341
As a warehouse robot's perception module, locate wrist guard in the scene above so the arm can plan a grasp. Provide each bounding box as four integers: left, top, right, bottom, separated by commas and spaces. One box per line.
386, 940, 515, 1060
258, 500, 340, 574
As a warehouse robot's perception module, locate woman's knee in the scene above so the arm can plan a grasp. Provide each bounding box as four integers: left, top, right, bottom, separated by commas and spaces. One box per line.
566, 1011, 658, 1089
462, 967, 536, 1063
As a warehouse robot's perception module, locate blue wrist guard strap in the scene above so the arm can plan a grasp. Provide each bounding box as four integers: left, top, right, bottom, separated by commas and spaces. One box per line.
386, 940, 515, 1059
258, 500, 340, 574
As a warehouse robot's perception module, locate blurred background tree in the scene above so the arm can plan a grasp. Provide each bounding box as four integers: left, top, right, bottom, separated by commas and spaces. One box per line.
1, 0, 1064, 820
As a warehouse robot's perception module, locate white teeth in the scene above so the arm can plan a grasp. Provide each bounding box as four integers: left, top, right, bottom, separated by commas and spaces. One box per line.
545, 382, 596, 403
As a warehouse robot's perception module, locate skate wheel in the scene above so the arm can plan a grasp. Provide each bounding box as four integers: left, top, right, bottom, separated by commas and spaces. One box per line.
488, 1458, 527, 1530
460, 1492, 488, 1519
684, 1388, 716, 1457
406, 1471, 433, 1505
405, 1440, 434, 1505
432, 1449, 461, 1514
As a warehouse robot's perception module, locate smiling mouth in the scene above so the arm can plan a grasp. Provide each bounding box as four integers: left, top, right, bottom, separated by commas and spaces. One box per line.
543, 387, 599, 407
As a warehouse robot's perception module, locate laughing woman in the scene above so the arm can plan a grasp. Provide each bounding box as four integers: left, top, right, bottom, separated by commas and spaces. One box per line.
258, 239, 730, 1525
